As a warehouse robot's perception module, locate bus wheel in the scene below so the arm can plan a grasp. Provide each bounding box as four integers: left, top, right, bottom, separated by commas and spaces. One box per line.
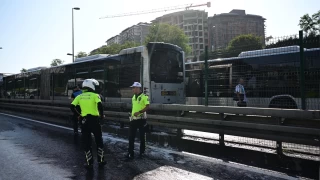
268, 96, 298, 109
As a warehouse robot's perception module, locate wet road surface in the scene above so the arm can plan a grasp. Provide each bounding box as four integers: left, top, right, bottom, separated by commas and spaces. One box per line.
0, 113, 301, 180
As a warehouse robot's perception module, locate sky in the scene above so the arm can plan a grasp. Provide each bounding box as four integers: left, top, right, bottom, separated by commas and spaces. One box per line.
0, 0, 319, 74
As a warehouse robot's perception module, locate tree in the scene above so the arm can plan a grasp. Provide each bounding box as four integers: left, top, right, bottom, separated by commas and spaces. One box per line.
89, 42, 139, 56
20, 68, 27, 73
312, 10, 320, 33
266, 34, 320, 49
144, 23, 191, 55
299, 14, 316, 35
313, 10, 320, 24
75, 51, 88, 58
226, 34, 263, 57
199, 34, 263, 60
50, 59, 64, 67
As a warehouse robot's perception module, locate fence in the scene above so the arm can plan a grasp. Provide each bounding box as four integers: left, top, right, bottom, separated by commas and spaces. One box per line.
187, 31, 320, 110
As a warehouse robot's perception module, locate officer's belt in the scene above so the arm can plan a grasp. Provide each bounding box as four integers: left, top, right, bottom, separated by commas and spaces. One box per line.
84, 114, 99, 118
131, 116, 145, 120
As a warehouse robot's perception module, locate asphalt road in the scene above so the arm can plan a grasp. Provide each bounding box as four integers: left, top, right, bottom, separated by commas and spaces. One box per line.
0, 113, 300, 180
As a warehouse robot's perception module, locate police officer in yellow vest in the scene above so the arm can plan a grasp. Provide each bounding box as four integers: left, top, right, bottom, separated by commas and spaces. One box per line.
126, 82, 150, 160
70, 79, 106, 169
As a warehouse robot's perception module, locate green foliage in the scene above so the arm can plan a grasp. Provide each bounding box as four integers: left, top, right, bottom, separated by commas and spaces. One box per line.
200, 34, 263, 60
144, 23, 191, 55
299, 10, 320, 35
75, 51, 88, 58
20, 68, 27, 73
50, 59, 64, 67
299, 14, 316, 34
226, 34, 263, 55
266, 34, 320, 49
89, 42, 139, 56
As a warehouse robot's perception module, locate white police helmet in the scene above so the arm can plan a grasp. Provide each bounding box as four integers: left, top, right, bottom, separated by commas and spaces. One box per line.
82, 79, 99, 91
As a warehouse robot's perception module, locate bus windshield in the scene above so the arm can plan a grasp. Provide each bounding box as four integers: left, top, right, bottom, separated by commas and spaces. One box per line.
150, 49, 183, 83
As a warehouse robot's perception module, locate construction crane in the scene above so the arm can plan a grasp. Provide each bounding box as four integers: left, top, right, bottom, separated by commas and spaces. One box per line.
99, 2, 211, 19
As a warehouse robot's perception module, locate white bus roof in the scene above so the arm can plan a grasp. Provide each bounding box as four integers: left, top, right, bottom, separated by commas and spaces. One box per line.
238, 46, 302, 57
74, 54, 111, 63
186, 47, 320, 66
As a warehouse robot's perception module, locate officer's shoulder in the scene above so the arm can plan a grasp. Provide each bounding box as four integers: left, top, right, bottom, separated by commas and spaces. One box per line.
142, 93, 148, 97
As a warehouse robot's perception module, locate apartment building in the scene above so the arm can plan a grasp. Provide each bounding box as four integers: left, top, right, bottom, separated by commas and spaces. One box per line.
119, 22, 151, 45
152, 10, 209, 61
106, 35, 120, 45
208, 9, 266, 51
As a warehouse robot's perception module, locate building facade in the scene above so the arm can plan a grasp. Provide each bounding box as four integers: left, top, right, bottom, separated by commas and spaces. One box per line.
119, 22, 150, 45
208, 9, 266, 51
106, 23, 150, 46
106, 35, 120, 45
152, 10, 209, 61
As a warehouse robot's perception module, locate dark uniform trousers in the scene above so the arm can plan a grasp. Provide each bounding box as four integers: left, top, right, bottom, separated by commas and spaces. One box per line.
128, 118, 146, 156
81, 115, 105, 165
72, 105, 82, 133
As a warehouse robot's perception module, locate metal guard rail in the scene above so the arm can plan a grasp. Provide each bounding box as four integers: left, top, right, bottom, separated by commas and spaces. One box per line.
0, 102, 319, 147
1, 98, 320, 120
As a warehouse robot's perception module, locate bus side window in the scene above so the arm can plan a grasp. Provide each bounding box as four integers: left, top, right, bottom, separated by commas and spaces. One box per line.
121, 54, 135, 64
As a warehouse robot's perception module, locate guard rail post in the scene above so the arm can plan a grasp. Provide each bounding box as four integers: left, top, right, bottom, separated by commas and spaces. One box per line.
219, 113, 225, 146
177, 110, 183, 138
276, 117, 285, 156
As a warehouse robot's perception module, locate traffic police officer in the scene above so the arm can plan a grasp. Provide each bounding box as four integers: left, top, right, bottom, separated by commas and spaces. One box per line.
126, 82, 150, 160
71, 85, 82, 135
70, 79, 106, 169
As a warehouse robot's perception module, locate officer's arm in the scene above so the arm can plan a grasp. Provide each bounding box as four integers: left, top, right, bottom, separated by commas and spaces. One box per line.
70, 97, 81, 116
95, 95, 104, 118
97, 102, 104, 118
139, 96, 150, 114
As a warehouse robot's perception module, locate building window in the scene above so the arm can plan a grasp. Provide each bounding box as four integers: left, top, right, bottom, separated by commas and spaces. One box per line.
200, 44, 204, 49
199, 25, 202, 30
199, 38, 203, 43
198, 19, 202, 23
199, 32, 203, 36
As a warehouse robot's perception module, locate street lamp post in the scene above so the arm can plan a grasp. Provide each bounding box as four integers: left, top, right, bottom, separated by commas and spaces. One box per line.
72, 7, 80, 62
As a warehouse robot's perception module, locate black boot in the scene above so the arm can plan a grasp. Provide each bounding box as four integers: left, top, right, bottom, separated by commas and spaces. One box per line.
97, 147, 106, 167
84, 150, 93, 169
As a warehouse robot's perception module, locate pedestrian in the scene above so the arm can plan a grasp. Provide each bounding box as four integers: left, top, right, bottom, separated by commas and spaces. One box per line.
70, 79, 106, 169
71, 85, 82, 135
234, 78, 247, 107
126, 82, 150, 160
